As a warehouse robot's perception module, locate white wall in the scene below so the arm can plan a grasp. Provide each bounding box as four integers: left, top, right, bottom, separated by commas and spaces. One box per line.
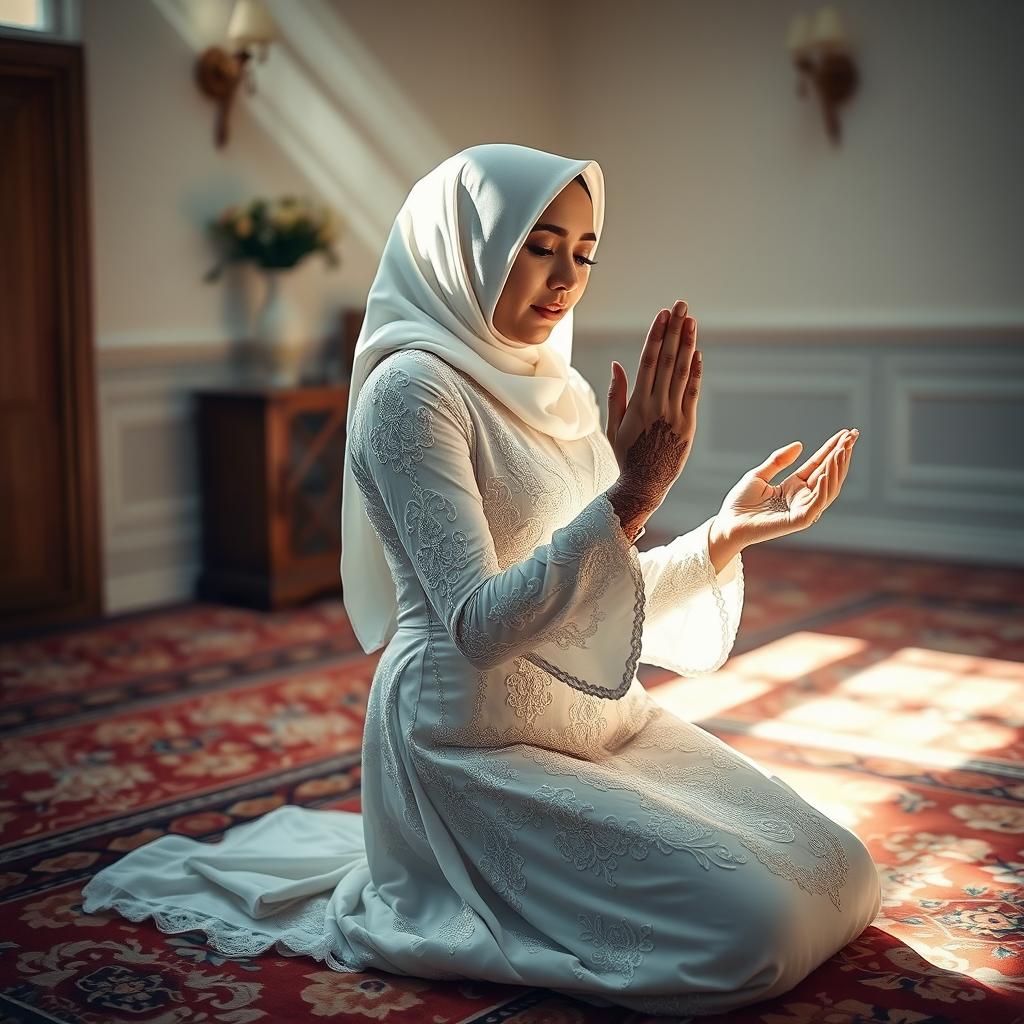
563, 0, 1023, 331
83, 0, 375, 353
328, 0, 1023, 331
65, 0, 1024, 610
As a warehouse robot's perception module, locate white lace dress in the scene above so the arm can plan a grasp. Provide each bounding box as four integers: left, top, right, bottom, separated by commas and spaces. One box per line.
80, 349, 882, 1017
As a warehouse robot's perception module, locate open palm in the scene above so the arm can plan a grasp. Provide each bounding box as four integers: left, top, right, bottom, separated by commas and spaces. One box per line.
714, 429, 859, 547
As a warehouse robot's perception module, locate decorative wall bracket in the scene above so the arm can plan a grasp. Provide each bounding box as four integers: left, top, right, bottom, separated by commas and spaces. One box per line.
787, 6, 859, 147
194, 0, 278, 148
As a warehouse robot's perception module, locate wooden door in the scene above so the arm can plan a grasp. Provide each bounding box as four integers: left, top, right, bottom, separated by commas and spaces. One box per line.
0, 38, 102, 637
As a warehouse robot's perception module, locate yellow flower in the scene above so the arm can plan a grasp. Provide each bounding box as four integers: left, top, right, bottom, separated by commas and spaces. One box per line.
270, 206, 299, 229
316, 208, 339, 244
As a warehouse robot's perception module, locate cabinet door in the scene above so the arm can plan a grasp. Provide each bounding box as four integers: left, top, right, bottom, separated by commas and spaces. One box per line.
273, 401, 347, 572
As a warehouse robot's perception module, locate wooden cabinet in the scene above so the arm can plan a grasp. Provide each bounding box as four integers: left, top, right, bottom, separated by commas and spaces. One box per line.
195, 385, 349, 609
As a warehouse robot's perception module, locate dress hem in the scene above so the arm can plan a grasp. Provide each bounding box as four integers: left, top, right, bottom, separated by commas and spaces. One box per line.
79, 874, 364, 974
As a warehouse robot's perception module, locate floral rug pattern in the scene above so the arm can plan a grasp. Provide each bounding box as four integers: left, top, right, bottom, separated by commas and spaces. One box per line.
1, 543, 1022, 1023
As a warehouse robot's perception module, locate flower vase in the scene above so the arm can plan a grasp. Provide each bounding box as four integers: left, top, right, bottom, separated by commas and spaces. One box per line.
253, 267, 308, 387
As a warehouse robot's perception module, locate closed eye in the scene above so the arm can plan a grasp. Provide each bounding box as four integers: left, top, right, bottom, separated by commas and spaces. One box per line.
527, 245, 598, 267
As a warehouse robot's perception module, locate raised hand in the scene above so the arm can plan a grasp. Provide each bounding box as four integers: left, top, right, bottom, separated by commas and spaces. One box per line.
713, 428, 860, 548
605, 299, 702, 541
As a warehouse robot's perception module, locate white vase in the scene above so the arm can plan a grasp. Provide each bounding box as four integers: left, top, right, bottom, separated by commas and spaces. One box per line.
253, 267, 308, 387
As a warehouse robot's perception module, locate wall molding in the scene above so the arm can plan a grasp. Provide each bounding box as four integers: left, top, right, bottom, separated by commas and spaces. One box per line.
576, 323, 1024, 348
95, 321, 1024, 363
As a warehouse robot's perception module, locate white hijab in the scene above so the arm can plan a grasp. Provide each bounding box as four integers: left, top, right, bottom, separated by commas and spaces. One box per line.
340, 143, 607, 653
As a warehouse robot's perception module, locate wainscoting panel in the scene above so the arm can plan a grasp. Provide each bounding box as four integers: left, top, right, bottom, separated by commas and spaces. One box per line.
881, 353, 1024, 514
570, 330, 1024, 568
98, 349, 240, 614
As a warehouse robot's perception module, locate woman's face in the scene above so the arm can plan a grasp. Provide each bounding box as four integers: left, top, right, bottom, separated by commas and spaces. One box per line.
491, 179, 597, 345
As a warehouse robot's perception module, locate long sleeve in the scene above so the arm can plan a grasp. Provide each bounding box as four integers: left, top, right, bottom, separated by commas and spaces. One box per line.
348, 354, 645, 700
636, 516, 745, 676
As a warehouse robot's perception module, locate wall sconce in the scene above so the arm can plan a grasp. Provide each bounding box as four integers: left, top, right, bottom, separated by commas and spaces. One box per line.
786, 6, 859, 146
194, 0, 279, 148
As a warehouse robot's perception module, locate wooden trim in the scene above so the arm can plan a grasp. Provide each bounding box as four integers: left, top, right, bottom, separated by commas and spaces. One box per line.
0, 37, 102, 635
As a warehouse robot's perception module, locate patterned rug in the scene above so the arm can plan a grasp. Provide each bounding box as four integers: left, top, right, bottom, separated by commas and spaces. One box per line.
1, 542, 1022, 1024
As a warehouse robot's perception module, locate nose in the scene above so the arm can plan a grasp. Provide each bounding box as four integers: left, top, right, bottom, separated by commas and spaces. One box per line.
549, 254, 581, 293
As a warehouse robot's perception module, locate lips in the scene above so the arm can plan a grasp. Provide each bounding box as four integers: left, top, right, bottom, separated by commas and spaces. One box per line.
531, 304, 565, 320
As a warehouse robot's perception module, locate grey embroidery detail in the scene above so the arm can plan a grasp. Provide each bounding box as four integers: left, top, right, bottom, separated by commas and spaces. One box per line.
412, 746, 530, 913
487, 576, 544, 631
405, 487, 469, 613
394, 899, 477, 958
573, 912, 655, 988
527, 784, 650, 886
519, 713, 850, 910
369, 367, 434, 473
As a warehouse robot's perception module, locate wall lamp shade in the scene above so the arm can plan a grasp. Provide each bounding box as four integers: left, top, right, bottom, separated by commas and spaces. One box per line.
228, 0, 278, 56
195, 0, 279, 148
786, 5, 859, 146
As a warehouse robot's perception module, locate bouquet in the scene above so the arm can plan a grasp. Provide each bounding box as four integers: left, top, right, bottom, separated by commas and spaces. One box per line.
203, 195, 342, 282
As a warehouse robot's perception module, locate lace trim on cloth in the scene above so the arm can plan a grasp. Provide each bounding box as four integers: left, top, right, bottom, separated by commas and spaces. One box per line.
637, 520, 745, 678
79, 875, 367, 973
453, 491, 644, 698
524, 495, 645, 700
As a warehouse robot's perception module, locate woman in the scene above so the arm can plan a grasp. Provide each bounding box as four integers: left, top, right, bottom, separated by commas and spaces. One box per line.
81, 143, 879, 1017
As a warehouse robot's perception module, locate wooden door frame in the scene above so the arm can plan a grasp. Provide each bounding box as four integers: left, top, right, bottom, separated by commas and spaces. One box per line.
0, 37, 103, 637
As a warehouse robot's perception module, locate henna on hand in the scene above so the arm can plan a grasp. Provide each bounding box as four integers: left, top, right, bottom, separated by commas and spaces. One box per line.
622, 417, 689, 501
606, 417, 690, 543
607, 476, 658, 543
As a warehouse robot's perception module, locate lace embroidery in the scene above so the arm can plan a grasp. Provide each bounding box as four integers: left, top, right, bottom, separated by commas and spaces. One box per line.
488, 576, 544, 631
511, 748, 747, 876
411, 745, 530, 913
559, 687, 611, 756
639, 528, 746, 677
405, 487, 469, 612
393, 898, 477, 958
369, 368, 434, 474
572, 912, 655, 988
519, 711, 850, 910
504, 657, 553, 725
482, 476, 547, 568
79, 876, 370, 974
522, 784, 651, 886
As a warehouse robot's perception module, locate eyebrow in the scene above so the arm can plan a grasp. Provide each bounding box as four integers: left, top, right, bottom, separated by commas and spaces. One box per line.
531, 221, 597, 242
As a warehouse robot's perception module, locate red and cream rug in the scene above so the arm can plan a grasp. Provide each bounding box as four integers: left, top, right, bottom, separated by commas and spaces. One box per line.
1, 543, 1021, 1023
